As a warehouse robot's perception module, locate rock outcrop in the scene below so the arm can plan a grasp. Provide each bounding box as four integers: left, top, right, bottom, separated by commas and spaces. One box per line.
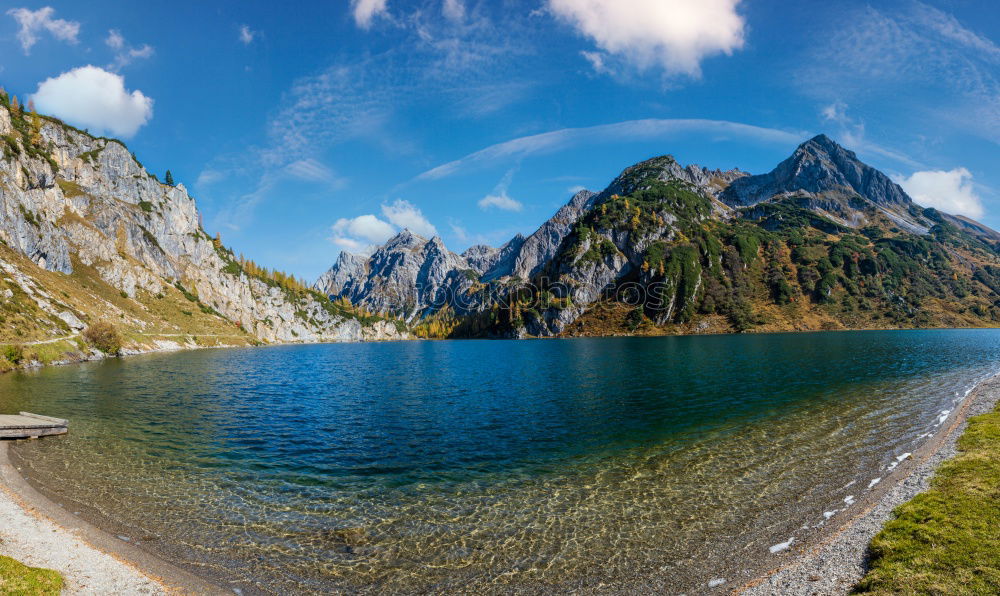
0, 102, 405, 344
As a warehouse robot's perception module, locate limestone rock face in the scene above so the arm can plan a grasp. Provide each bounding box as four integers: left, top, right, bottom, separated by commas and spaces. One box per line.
507, 190, 598, 280
720, 134, 911, 207
0, 105, 404, 344
316, 230, 479, 318
315, 251, 367, 297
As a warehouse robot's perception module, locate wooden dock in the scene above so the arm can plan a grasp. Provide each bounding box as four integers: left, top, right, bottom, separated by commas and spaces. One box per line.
0, 413, 68, 439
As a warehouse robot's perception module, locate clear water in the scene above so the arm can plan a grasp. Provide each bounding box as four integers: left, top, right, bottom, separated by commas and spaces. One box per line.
4, 330, 1000, 594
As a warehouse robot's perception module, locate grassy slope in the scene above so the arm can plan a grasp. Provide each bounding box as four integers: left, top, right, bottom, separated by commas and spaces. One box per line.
554, 195, 1000, 338
0, 555, 62, 595
0, 239, 255, 370
855, 406, 1000, 594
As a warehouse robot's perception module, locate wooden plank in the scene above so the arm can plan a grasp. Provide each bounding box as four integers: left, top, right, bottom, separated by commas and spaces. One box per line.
0, 426, 67, 439
0, 416, 60, 428
18, 412, 68, 426
0, 413, 68, 439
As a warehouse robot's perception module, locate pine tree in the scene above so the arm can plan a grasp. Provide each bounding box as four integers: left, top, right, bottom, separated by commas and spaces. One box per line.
10, 95, 20, 113
165, 170, 174, 186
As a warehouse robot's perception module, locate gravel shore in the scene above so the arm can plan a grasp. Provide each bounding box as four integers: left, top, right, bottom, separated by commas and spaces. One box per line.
741, 372, 1000, 595
0, 441, 227, 595
0, 443, 165, 594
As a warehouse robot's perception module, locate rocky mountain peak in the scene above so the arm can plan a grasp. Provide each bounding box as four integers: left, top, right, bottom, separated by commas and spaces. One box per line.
720, 134, 912, 208
383, 229, 425, 250
606, 155, 747, 199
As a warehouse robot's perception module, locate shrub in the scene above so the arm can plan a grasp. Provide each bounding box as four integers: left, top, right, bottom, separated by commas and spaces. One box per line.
1, 344, 25, 364
83, 321, 123, 355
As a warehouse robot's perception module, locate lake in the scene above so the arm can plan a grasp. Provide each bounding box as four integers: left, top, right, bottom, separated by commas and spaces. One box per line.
4, 330, 1000, 593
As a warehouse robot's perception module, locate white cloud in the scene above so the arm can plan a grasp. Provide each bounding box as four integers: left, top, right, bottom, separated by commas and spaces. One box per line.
7, 6, 79, 54
381, 199, 438, 237
547, 0, 745, 76
568, 184, 587, 194
417, 118, 803, 180
331, 214, 396, 250
30, 66, 153, 138
105, 29, 153, 70
330, 200, 437, 252
897, 168, 984, 218
351, 0, 389, 29
442, 0, 465, 21
239, 25, 255, 44
478, 193, 523, 211
478, 168, 524, 212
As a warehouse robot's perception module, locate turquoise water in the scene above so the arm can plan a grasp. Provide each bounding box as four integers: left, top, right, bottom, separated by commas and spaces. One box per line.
4, 330, 1000, 593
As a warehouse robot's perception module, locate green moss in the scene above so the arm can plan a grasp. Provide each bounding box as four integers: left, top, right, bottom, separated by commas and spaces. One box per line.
0, 555, 63, 595
856, 406, 1000, 594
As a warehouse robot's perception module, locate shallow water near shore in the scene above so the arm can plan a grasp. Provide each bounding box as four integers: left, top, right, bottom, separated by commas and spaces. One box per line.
4, 330, 1000, 593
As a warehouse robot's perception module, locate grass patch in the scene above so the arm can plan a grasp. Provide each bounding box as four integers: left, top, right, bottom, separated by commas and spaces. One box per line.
855, 406, 1000, 594
0, 555, 63, 595
55, 178, 86, 198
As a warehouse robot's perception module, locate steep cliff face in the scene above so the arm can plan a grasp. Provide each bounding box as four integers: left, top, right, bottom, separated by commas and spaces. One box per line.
315, 230, 481, 319
0, 101, 406, 347
318, 135, 1000, 339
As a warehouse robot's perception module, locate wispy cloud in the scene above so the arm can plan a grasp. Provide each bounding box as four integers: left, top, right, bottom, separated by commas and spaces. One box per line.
105, 29, 153, 70
206, 8, 538, 230
417, 119, 804, 181
442, 0, 465, 22
818, 101, 923, 169
800, 1, 1000, 144
239, 24, 255, 45
285, 158, 343, 185
7, 6, 79, 54
351, 0, 389, 29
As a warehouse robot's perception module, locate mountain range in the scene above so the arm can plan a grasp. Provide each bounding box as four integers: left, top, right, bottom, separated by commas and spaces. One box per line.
316, 134, 1000, 338
3, 85, 999, 357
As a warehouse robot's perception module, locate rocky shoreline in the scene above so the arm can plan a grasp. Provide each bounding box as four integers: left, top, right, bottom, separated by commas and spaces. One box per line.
741, 371, 1000, 594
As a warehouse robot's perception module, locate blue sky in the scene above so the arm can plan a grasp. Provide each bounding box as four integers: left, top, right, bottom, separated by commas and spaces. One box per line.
1, 0, 998, 281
